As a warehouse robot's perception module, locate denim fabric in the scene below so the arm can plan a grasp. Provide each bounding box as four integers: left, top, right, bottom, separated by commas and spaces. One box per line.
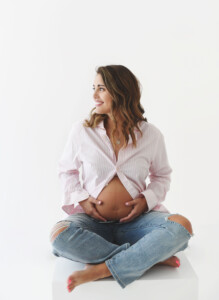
51, 211, 193, 289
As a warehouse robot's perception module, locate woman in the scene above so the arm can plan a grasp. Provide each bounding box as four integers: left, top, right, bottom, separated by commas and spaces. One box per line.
50, 64, 194, 292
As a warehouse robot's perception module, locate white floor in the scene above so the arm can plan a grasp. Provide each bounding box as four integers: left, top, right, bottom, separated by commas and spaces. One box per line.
1, 224, 218, 300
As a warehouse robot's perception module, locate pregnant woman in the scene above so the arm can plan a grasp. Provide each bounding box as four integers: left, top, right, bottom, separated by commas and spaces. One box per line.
49, 64, 194, 292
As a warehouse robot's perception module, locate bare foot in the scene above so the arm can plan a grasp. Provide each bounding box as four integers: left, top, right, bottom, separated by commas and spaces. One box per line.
66, 256, 180, 292
156, 255, 180, 267
67, 262, 111, 293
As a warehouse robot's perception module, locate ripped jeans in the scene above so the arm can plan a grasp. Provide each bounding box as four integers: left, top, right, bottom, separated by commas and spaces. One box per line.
51, 211, 194, 289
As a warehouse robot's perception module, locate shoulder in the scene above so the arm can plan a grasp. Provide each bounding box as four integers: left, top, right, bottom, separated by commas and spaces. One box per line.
69, 119, 84, 137
140, 121, 163, 138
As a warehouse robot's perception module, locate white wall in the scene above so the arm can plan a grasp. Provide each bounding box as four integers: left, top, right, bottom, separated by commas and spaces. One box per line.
0, 1, 218, 298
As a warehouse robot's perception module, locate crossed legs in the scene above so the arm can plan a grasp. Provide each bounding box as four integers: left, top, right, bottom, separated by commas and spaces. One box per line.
50, 213, 193, 291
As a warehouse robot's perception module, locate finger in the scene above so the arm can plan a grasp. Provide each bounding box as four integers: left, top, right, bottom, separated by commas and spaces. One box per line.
91, 209, 107, 222
119, 215, 136, 223
119, 210, 137, 223
125, 199, 137, 206
90, 197, 103, 206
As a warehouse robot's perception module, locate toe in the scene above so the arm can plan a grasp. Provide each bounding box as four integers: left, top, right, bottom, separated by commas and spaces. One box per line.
67, 285, 71, 292
67, 279, 72, 285
175, 257, 180, 267
67, 283, 74, 292
67, 277, 74, 292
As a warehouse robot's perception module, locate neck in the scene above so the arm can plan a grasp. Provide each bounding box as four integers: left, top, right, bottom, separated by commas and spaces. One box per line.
104, 117, 122, 132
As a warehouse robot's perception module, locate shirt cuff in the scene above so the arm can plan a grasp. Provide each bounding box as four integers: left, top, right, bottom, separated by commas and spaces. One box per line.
140, 189, 158, 212
70, 190, 90, 207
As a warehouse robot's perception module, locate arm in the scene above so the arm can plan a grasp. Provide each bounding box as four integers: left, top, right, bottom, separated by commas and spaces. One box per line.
140, 132, 172, 212
57, 123, 90, 215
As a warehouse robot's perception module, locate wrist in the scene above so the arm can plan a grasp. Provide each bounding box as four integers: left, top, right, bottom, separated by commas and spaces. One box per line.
142, 196, 148, 212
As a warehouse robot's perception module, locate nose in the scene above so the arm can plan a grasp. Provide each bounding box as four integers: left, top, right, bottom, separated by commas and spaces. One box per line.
93, 89, 99, 100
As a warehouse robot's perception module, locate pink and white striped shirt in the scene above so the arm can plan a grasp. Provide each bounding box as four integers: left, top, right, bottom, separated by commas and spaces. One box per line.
57, 119, 172, 215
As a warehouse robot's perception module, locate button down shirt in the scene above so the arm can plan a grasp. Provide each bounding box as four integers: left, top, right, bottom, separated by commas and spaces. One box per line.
57, 119, 172, 215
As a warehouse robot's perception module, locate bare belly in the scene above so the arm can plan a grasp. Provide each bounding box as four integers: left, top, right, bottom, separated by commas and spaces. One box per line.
95, 175, 133, 220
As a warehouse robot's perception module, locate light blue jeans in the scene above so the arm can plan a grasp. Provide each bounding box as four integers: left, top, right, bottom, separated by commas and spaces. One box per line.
51, 211, 193, 288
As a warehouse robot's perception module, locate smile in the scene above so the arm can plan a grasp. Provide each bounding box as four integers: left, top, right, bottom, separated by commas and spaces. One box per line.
95, 102, 104, 106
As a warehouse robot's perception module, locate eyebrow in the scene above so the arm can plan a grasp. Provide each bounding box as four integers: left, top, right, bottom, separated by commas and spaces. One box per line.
92, 84, 105, 87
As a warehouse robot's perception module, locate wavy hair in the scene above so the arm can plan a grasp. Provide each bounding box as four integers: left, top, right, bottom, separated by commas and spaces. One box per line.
83, 65, 148, 148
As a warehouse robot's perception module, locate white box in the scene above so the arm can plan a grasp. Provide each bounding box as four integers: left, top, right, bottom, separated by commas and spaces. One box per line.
52, 252, 199, 300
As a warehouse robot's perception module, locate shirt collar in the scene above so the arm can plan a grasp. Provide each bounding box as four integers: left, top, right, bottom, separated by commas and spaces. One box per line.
96, 119, 144, 144
96, 120, 142, 132
96, 120, 105, 130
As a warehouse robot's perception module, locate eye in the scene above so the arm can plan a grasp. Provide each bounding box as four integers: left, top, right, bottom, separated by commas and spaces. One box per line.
92, 87, 105, 91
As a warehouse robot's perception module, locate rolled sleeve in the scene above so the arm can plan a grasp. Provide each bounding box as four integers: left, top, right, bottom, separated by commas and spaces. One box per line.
58, 123, 89, 215
140, 132, 172, 212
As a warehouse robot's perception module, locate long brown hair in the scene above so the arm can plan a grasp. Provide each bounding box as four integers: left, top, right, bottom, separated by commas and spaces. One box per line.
83, 65, 148, 148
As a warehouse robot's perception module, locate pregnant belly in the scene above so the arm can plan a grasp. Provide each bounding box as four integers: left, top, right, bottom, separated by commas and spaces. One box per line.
95, 175, 133, 220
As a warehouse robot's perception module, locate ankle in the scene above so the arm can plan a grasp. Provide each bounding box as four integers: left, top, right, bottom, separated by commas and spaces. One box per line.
99, 262, 111, 278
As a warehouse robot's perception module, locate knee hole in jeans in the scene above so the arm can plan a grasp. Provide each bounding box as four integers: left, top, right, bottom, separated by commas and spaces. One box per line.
50, 221, 71, 243
167, 214, 194, 236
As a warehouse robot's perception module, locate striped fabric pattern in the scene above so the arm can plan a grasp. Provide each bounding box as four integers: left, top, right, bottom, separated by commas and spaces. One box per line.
58, 119, 172, 215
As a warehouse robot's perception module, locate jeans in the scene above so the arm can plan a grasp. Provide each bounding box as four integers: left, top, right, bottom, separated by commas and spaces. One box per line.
51, 211, 193, 289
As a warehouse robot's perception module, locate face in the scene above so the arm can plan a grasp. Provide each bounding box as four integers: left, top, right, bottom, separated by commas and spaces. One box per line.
93, 73, 113, 116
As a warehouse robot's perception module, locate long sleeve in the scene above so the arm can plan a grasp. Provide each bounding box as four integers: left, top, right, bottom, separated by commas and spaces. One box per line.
140, 132, 172, 212
57, 123, 90, 215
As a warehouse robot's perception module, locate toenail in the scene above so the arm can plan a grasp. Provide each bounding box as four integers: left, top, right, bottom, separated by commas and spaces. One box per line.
176, 260, 180, 267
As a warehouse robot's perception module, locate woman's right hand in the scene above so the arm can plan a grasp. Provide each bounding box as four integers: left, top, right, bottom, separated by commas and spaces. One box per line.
79, 196, 107, 222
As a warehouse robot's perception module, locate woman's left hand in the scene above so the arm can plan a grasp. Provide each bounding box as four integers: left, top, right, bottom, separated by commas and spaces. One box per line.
119, 196, 148, 223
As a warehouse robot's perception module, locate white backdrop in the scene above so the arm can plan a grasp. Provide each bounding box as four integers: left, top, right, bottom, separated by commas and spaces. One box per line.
0, 1, 218, 299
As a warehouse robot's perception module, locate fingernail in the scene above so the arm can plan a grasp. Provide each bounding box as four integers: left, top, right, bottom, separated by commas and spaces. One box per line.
125, 202, 129, 205
68, 279, 72, 284
98, 201, 101, 204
